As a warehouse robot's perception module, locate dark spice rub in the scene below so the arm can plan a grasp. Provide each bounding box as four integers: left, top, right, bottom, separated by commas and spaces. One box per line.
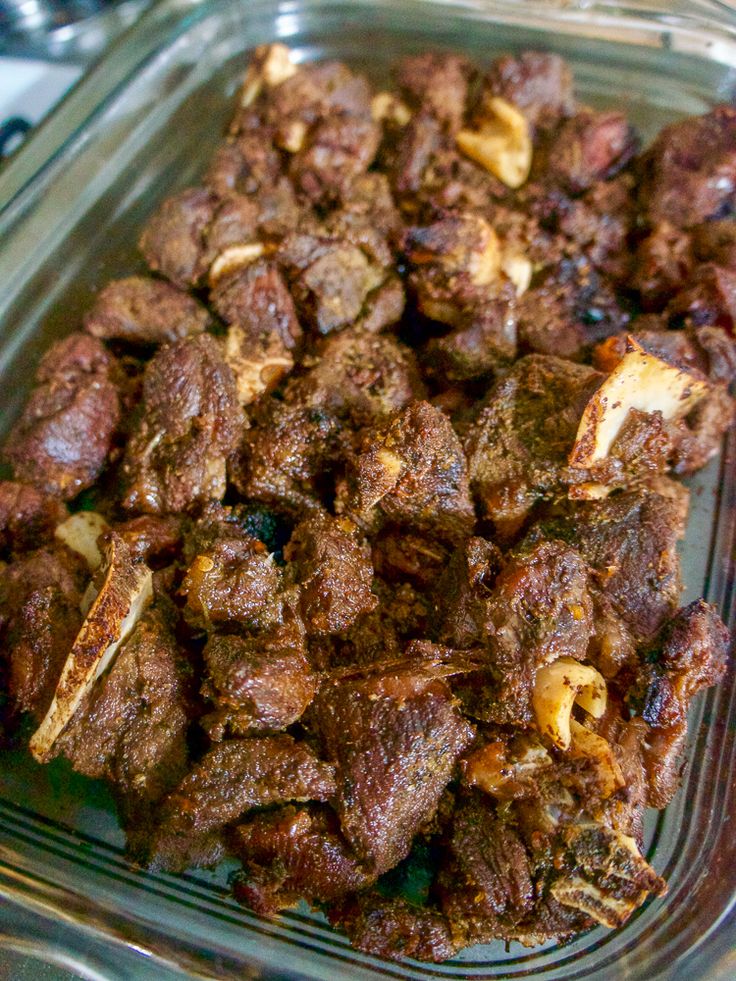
1, 42, 733, 966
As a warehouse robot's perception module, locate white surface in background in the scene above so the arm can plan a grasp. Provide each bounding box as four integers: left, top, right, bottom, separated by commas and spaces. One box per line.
0, 57, 81, 122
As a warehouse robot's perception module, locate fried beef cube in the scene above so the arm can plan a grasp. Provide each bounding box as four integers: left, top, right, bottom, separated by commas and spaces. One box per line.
55, 606, 192, 804
346, 400, 475, 544
632, 223, 695, 309
667, 263, 736, 331
232, 804, 373, 912
201, 620, 316, 737
1, 548, 86, 721
139, 187, 217, 289
0, 482, 67, 555
541, 110, 637, 194
83, 276, 210, 345
537, 487, 683, 643
463, 355, 603, 536
632, 600, 729, 731
157, 735, 335, 836
289, 328, 426, 428
692, 219, 736, 270
210, 260, 301, 406
289, 115, 382, 204
372, 530, 451, 591
670, 383, 735, 474
425, 300, 518, 382
115, 514, 186, 565
337, 172, 404, 248
230, 400, 345, 515
329, 894, 458, 963
284, 512, 376, 636
454, 540, 593, 727
483, 52, 574, 130
276, 229, 388, 335
438, 792, 535, 946
311, 665, 475, 874
553, 176, 636, 282
205, 130, 283, 198
433, 536, 502, 649
638, 105, 736, 228
121, 334, 242, 514
395, 53, 473, 132
4, 333, 121, 501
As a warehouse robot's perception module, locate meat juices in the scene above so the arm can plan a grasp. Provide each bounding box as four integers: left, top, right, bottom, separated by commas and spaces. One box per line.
1, 42, 734, 963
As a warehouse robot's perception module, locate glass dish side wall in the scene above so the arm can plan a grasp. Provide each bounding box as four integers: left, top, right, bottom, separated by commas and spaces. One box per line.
0, 3, 735, 979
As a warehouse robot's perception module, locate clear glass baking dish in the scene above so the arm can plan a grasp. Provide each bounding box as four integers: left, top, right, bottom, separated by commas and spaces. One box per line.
1, 1, 736, 978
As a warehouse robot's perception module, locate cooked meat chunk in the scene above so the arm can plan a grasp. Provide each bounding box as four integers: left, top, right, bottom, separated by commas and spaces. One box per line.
0, 482, 67, 555
667, 263, 736, 331
139, 187, 217, 288
434, 537, 502, 649
438, 792, 534, 945
639, 105, 736, 228
372, 529, 451, 591
158, 735, 335, 835
84, 276, 210, 345
284, 512, 376, 635
542, 110, 637, 194
395, 53, 472, 131
329, 894, 458, 963
182, 534, 283, 631
632, 223, 695, 308
289, 328, 426, 428
205, 131, 283, 198
670, 384, 735, 474
231, 400, 345, 515
311, 665, 474, 873
484, 52, 574, 130
347, 400, 475, 544
425, 300, 518, 382
202, 622, 316, 736
290, 115, 381, 204
121, 334, 242, 514
232, 804, 372, 912
55, 606, 191, 803
4, 333, 121, 500
115, 514, 186, 565
464, 355, 602, 536
692, 219, 736, 269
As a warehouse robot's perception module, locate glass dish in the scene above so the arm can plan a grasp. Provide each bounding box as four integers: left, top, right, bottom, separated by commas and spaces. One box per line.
1, 1, 736, 978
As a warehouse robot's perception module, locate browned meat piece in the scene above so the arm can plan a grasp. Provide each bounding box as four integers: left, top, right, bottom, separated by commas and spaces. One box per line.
516, 260, 631, 359
210, 260, 301, 405
115, 515, 186, 565
425, 306, 518, 383
692, 219, 736, 269
667, 263, 736, 331
205, 131, 283, 198
230, 400, 345, 515
346, 400, 475, 544
438, 792, 534, 946
276, 228, 388, 335
632, 223, 694, 309
484, 52, 574, 130
329, 894, 458, 963
434, 537, 501, 649
202, 620, 316, 737
55, 606, 192, 807
463, 355, 602, 536
139, 187, 217, 289
371, 530, 451, 591
0, 482, 67, 555
121, 334, 242, 514
632, 600, 729, 731
158, 735, 335, 835
289, 328, 426, 428
639, 105, 736, 228
284, 512, 376, 635
639, 720, 687, 810
337, 172, 404, 248
454, 539, 593, 726
542, 110, 637, 194
395, 53, 472, 131
552, 177, 635, 281
404, 213, 504, 327
182, 534, 283, 631
264, 61, 373, 144
145, 829, 226, 873
390, 110, 445, 196
200, 194, 260, 271
290, 115, 381, 204
671, 384, 735, 474
311, 664, 474, 873
232, 804, 372, 912
84, 276, 210, 345
536, 487, 683, 642
4, 333, 120, 501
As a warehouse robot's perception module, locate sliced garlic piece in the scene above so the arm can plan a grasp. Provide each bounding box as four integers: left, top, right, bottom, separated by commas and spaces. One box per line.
501, 251, 533, 296
533, 657, 607, 749
569, 337, 708, 469
569, 719, 625, 798
55, 512, 110, 571
209, 243, 265, 285
29, 533, 153, 762
371, 91, 412, 126
240, 43, 297, 108
457, 97, 532, 189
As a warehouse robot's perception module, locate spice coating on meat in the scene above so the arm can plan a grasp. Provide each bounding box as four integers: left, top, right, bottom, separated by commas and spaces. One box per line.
84, 276, 211, 345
